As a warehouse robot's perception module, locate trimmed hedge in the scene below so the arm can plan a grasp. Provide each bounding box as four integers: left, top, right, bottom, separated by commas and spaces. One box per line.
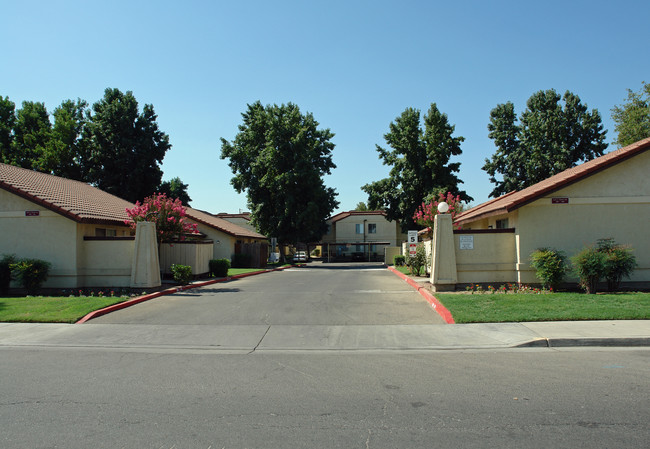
209, 259, 230, 277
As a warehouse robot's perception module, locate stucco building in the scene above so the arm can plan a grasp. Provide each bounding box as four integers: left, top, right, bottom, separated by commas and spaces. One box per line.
451, 137, 650, 288
321, 210, 406, 261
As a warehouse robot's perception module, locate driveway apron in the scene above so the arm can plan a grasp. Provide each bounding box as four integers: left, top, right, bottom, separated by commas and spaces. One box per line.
89, 263, 445, 325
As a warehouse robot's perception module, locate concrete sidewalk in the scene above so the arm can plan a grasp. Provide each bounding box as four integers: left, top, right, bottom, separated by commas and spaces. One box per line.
0, 320, 648, 352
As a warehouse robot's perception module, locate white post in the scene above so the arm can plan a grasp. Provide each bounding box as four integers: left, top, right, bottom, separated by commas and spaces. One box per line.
130, 221, 161, 288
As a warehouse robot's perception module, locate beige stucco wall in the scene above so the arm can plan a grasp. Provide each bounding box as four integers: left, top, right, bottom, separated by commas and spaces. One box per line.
454, 232, 517, 284
516, 150, 650, 285
0, 190, 80, 288
458, 150, 650, 287
78, 238, 134, 287
1, 189, 137, 288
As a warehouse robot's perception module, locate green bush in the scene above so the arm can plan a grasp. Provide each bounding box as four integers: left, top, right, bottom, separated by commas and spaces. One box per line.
393, 255, 406, 266
311, 248, 321, 257
596, 238, 637, 291
10, 258, 51, 295
408, 244, 427, 276
170, 264, 193, 285
571, 246, 607, 294
0, 254, 17, 296
231, 253, 251, 268
209, 259, 230, 277
529, 248, 566, 290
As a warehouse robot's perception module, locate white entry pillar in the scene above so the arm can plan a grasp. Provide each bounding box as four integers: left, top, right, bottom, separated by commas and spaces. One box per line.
130, 221, 161, 288
430, 213, 457, 292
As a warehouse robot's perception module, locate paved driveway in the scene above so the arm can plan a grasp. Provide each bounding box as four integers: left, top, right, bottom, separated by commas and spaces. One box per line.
90, 262, 445, 325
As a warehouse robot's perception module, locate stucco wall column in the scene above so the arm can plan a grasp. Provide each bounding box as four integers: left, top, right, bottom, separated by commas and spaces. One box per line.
130, 222, 161, 288
430, 214, 457, 291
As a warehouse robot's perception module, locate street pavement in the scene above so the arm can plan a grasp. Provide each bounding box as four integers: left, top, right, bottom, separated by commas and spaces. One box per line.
0, 263, 648, 352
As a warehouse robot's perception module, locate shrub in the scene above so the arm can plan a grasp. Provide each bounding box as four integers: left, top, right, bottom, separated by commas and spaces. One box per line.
209, 259, 230, 277
393, 255, 406, 266
571, 246, 607, 294
170, 264, 193, 285
231, 253, 251, 268
596, 238, 637, 291
10, 258, 51, 295
0, 254, 17, 296
529, 248, 566, 290
311, 248, 321, 257
408, 244, 427, 276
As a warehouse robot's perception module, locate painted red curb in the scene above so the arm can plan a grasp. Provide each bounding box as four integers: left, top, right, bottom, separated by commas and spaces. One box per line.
76, 265, 294, 324
386, 265, 455, 324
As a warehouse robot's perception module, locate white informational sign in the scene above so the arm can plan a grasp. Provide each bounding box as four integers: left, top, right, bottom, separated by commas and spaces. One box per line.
459, 235, 474, 250
408, 230, 418, 256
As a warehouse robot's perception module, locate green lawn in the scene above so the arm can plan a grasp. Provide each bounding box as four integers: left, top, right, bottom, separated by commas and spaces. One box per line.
0, 296, 126, 323
227, 268, 268, 276
435, 292, 650, 323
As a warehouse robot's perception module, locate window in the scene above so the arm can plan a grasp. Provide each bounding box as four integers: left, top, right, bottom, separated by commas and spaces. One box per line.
355, 224, 363, 234
95, 228, 117, 237
368, 223, 377, 234
496, 219, 509, 229
356, 245, 363, 252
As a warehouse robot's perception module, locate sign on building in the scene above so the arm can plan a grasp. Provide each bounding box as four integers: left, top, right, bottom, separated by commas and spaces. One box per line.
459, 235, 474, 250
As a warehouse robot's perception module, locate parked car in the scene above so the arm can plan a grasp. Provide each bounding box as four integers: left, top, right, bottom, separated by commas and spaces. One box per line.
293, 251, 307, 262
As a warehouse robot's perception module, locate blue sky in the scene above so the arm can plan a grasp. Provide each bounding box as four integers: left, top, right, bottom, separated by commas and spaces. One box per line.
2, 0, 649, 214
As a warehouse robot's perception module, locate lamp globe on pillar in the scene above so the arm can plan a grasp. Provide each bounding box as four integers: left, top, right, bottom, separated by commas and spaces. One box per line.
437, 201, 449, 213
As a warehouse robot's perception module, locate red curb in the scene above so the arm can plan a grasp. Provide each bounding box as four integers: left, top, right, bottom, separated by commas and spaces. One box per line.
75, 265, 293, 324
386, 265, 455, 324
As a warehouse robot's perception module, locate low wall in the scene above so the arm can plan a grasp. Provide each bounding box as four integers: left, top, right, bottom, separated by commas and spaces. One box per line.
453, 229, 517, 285
159, 241, 213, 275
384, 246, 401, 265
79, 237, 135, 287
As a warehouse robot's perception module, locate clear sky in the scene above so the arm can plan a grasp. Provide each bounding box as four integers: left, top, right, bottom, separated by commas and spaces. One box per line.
2, 0, 648, 214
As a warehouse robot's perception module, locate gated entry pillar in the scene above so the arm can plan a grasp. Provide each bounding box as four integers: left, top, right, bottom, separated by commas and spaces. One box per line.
430, 213, 457, 292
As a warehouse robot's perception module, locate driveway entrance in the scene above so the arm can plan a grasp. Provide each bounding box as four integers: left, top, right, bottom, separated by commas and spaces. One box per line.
90, 263, 445, 325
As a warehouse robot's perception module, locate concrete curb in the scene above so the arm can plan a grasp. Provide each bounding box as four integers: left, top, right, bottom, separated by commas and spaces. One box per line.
76, 265, 293, 324
386, 265, 455, 324
516, 337, 650, 348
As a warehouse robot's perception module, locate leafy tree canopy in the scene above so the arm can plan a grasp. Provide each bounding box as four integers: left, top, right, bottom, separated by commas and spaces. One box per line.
8, 101, 52, 170
158, 176, 192, 206
85, 88, 171, 202
362, 104, 471, 232
221, 101, 339, 246
483, 89, 607, 198
44, 98, 89, 180
354, 201, 369, 211
611, 81, 650, 148
0, 96, 16, 163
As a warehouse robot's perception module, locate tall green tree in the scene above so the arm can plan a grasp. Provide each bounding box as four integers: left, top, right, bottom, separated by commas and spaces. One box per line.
221, 101, 339, 252
157, 177, 192, 206
362, 104, 471, 232
0, 96, 16, 163
43, 98, 89, 180
84, 88, 171, 202
611, 81, 650, 148
483, 89, 607, 198
354, 201, 369, 211
9, 101, 52, 170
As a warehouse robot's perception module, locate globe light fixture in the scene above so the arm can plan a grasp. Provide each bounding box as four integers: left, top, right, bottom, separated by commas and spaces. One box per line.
437, 202, 449, 213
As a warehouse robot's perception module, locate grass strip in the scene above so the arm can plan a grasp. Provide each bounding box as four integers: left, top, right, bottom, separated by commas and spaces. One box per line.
435, 292, 650, 323
0, 296, 126, 323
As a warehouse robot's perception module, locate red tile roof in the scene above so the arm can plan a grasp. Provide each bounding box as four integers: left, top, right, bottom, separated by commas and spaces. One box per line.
329, 210, 387, 223
185, 208, 267, 239
214, 212, 251, 221
0, 163, 133, 225
455, 137, 650, 225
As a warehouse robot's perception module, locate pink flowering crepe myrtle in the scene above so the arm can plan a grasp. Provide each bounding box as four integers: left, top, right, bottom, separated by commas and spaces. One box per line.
413, 192, 463, 234
125, 193, 198, 243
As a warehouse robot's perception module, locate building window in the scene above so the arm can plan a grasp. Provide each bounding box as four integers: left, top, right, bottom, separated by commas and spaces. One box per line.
356, 245, 363, 252
370, 244, 377, 252
95, 228, 117, 237
496, 219, 509, 229
368, 223, 377, 234
355, 224, 363, 234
